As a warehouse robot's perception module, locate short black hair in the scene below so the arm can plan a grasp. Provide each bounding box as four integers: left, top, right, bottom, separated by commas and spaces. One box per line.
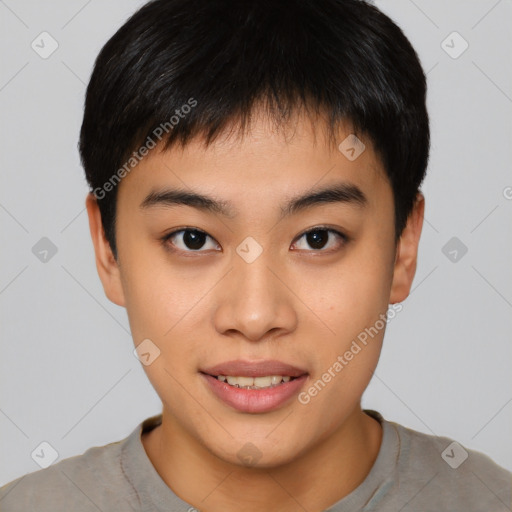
79, 0, 429, 259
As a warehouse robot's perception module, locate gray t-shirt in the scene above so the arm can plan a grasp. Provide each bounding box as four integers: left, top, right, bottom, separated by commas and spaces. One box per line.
1, 410, 510, 511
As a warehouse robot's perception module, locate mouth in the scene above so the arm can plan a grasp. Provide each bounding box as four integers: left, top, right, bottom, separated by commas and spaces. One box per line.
199, 360, 309, 413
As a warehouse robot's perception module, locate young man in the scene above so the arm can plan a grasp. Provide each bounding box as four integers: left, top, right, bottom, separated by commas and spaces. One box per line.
1, 0, 510, 510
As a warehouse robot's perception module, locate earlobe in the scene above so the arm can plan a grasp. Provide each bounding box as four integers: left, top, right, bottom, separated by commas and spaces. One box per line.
85, 193, 126, 307
390, 193, 425, 304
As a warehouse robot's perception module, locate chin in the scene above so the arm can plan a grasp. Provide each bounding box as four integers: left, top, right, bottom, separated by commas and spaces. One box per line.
206, 432, 309, 469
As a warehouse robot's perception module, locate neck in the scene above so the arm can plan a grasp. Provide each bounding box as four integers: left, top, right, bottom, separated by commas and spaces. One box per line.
142, 406, 382, 512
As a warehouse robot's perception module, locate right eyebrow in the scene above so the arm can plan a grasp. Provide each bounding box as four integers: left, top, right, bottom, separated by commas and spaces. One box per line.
140, 188, 237, 218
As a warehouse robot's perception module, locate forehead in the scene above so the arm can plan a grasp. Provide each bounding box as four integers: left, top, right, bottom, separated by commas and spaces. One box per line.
117, 107, 391, 214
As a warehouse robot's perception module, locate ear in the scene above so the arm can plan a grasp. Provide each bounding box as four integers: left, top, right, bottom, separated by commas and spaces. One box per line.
85, 193, 126, 307
390, 192, 425, 303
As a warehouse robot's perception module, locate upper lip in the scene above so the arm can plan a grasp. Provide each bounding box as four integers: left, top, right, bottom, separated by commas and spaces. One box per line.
201, 359, 308, 378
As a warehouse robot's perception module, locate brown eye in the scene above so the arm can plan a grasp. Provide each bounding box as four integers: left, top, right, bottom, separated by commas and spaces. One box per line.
305, 230, 329, 249
164, 229, 220, 252
291, 228, 347, 252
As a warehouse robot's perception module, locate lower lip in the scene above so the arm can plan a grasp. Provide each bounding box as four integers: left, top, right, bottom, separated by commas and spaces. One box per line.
201, 373, 308, 413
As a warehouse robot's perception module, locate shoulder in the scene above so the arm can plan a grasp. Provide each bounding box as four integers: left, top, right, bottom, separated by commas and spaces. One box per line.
0, 435, 138, 511
388, 419, 512, 511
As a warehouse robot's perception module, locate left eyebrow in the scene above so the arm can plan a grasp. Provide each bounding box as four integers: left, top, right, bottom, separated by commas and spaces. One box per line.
279, 183, 367, 219
139, 182, 367, 218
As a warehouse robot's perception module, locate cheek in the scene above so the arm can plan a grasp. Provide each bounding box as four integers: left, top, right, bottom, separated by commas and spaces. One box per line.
119, 237, 204, 341
118, 241, 216, 396
309, 249, 393, 347
296, 239, 393, 405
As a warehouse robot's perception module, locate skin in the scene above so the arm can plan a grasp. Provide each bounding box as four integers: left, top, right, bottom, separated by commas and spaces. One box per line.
86, 106, 424, 512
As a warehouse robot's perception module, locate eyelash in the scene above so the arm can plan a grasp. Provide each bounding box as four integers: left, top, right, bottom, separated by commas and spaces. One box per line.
161, 226, 349, 256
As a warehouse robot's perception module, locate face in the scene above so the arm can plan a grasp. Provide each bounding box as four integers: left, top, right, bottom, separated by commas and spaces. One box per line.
88, 108, 420, 468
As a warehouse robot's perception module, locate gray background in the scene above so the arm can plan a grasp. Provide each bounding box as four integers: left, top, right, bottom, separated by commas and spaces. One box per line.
1, 0, 511, 486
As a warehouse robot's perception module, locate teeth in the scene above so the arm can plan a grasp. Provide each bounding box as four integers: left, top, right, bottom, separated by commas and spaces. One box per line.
271, 375, 281, 385
217, 375, 294, 389
237, 376, 254, 387
254, 376, 272, 387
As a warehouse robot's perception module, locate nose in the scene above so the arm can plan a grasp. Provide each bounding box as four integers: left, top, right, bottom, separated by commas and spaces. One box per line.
212, 250, 298, 343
